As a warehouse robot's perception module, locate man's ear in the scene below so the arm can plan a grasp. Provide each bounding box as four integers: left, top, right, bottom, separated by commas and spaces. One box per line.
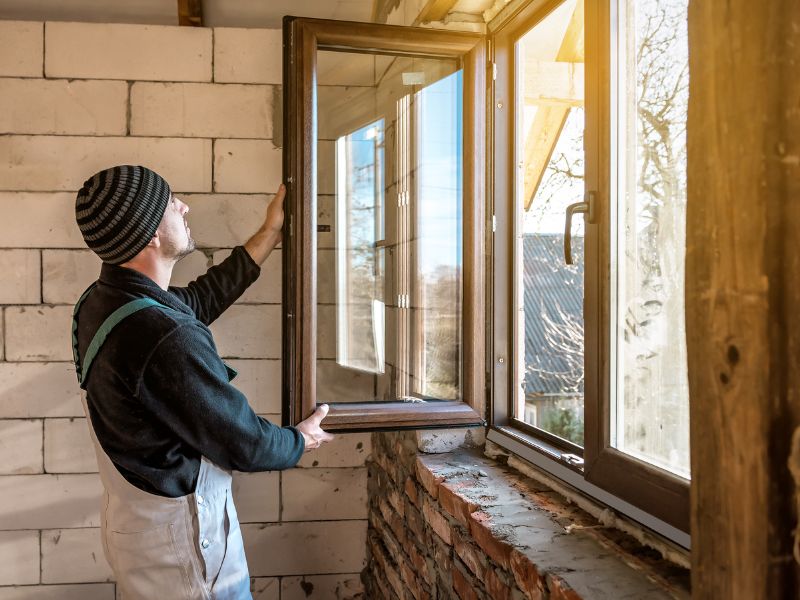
147, 231, 161, 249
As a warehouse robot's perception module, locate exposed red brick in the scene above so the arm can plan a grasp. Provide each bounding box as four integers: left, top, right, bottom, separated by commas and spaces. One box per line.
380, 498, 411, 550
388, 487, 405, 517
415, 457, 444, 499
378, 497, 393, 522
452, 526, 487, 579
403, 538, 433, 585
547, 574, 583, 600
468, 511, 513, 569
485, 567, 514, 600
369, 535, 405, 599
430, 530, 453, 574
509, 549, 547, 600
376, 524, 403, 563
405, 503, 429, 548
377, 579, 396, 600
394, 436, 419, 471
422, 496, 453, 545
452, 564, 480, 600
438, 480, 480, 527
405, 477, 420, 507
367, 565, 396, 600
400, 560, 432, 600
373, 448, 391, 473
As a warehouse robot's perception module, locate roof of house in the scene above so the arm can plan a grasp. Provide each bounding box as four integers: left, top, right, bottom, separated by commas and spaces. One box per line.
521, 233, 584, 396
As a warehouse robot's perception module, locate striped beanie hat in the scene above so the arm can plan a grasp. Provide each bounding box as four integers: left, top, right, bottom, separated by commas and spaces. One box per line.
75, 165, 171, 265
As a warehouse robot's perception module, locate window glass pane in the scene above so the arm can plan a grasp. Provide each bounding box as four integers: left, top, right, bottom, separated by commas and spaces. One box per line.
612, 0, 690, 477
335, 120, 385, 373
413, 72, 463, 400
316, 49, 463, 403
514, 0, 585, 446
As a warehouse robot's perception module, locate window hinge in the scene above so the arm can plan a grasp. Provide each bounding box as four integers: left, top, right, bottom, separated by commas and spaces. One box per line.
492, 62, 497, 81
560, 453, 584, 468
492, 214, 496, 232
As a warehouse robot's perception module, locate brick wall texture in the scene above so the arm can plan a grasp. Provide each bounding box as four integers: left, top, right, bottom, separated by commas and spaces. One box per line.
363, 432, 686, 600
364, 433, 551, 600
0, 19, 369, 599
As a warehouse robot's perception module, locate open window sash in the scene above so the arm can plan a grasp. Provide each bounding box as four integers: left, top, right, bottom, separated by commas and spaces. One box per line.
282, 17, 486, 431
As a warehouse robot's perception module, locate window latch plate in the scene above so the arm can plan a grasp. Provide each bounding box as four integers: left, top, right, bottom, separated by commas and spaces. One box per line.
561, 453, 584, 468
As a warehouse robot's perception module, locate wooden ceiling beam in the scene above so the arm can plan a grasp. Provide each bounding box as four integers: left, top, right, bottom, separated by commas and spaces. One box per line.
177, 0, 203, 27
522, 0, 584, 210
417, 0, 460, 24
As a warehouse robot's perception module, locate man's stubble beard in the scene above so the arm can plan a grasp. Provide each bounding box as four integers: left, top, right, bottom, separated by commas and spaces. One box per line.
175, 236, 196, 261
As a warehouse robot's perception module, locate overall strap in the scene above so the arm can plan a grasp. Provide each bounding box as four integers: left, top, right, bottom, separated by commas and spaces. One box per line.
73, 285, 172, 388
71, 282, 97, 379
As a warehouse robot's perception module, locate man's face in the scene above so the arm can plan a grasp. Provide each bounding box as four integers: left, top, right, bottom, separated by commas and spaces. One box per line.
157, 194, 195, 260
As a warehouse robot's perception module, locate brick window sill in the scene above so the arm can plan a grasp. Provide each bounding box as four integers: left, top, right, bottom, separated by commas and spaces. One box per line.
365, 433, 690, 600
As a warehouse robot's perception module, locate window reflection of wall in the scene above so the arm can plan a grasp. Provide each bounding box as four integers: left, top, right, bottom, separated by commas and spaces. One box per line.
316, 49, 463, 404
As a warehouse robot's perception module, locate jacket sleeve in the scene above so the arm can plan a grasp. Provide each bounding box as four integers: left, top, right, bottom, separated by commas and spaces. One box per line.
137, 321, 305, 472
168, 246, 261, 326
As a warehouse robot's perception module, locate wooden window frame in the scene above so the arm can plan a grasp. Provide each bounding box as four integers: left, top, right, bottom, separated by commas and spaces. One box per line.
487, 0, 690, 540
282, 16, 487, 432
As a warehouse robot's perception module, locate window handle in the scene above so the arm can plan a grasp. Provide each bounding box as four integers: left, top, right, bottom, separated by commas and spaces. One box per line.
564, 191, 595, 265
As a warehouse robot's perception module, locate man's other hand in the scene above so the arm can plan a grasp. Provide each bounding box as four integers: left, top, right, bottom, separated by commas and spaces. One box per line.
264, 183, 285, 243
296, 404, 335, 451
244, 183, 285, 265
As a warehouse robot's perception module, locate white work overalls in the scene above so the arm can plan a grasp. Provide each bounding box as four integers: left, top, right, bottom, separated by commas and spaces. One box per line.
73, 288, 252, 599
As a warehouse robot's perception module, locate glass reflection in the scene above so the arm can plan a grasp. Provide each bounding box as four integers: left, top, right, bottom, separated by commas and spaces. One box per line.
316, 49, 463, 403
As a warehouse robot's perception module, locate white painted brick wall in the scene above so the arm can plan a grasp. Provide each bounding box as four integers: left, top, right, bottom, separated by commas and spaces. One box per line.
0, 194, 83, 248
210, 305, 281, 358
0, 249, 40, 304
41, 528, 113, 583
296, 433, 372, 468
213, 139, 282, 193
242, 521, 367, 576
42, 250, 101, 304
0, 22, 43, 77
44, 418, 97, 474
0, 136, 212, 192
131, 82, 274, 138
45, 22, 212, 81
0, 20, 369, 594
0, 531, 39, 585
4, 306, 72, 361
0, 419, 43, 474
0, 363, 82, 418
282, 574, 364, 600
0, 79, 127, 136
232, 471, 280, 523
0, 584, 115, 600
282, 468, 368, 521
213, 28, 281, 84
0, 474, 101, 529
251, 577, 280, 600
225, 359, 281, 415
182, 194, 271, 248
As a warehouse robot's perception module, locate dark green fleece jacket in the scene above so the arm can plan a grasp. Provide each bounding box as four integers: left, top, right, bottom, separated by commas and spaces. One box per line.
73, 246, 304, 497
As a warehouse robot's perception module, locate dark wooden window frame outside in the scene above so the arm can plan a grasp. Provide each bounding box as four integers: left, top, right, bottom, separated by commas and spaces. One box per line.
487, 0, 690, 536
282, 16, 487, 432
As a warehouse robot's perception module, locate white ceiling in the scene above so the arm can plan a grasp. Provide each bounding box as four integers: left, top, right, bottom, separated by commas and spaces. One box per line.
0, 0, 375, 28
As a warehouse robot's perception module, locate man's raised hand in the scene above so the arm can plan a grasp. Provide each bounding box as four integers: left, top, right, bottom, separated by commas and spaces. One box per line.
244, 183, 285, 265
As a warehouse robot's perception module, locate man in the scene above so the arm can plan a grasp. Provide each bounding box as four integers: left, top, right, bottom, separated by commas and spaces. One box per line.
71, 165, 333, 599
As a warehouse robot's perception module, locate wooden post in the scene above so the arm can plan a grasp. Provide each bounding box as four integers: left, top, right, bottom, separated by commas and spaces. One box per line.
686, 0, 800, 597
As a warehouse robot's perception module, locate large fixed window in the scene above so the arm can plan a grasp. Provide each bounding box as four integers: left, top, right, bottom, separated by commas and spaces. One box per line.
489, 0, 690, 544
282, 18, 486, 431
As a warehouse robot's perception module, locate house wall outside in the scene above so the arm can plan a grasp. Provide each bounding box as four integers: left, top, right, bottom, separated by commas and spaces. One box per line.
0, 19, 370, 599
